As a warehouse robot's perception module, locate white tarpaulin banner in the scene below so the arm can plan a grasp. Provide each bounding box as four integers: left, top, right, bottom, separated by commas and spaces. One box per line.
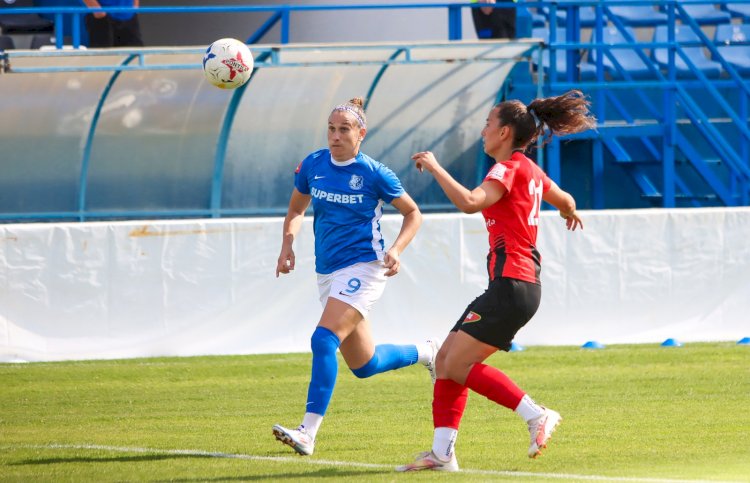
1, 208, 748, 362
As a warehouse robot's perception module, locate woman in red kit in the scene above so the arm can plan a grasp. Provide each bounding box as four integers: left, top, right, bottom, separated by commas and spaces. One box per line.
398, 90, 594, 472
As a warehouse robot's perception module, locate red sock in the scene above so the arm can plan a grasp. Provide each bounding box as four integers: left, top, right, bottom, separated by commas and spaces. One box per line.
465, 363, 525, 410
433, 378, 469, 429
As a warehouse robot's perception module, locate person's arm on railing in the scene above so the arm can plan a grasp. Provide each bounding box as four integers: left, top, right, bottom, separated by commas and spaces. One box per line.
82, 1, 106, 19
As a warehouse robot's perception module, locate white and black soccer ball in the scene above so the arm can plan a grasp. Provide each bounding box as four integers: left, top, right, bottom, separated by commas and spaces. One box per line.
202, 38, 254, 89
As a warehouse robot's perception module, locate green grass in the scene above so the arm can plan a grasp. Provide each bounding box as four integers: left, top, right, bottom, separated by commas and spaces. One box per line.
1, 343, 749, 482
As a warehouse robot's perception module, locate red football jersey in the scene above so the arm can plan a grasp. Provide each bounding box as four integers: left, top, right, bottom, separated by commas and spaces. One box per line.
481, 151, 551, 284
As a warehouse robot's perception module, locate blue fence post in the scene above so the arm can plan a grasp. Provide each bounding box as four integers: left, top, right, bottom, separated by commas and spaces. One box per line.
448, 5, 462, 41
516, 5, 532, 38
72, 13, 81, 48
592, 139, 604, 209
548, 138, 561, 183
281, 7, 290, 44
742, 93, 749, 205
535, 45, 546, 178
549, 3, 557, 84
54, 12, 63, 49
662, 1, 676, 207
592, 2, 604, 209
565, 4, 580, 84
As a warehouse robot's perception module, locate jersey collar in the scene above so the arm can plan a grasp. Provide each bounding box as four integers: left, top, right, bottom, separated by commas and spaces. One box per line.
330, 152, 358, 167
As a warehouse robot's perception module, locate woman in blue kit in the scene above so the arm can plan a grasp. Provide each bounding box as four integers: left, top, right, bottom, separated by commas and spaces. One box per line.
273, 97, 439, 456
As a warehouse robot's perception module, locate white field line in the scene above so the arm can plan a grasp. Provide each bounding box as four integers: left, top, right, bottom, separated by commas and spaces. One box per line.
2, 443, 740, 483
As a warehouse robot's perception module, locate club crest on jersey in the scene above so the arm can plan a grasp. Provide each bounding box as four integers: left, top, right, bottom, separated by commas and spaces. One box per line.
489, 164, 507, 181
462, 311, 481, 324
349, 174, 364, 190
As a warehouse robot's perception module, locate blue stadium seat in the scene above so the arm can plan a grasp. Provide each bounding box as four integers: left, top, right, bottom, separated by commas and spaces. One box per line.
589, 26, 657, 79
519, 0, 547, 27
532, 27, 597, 81
714, 23, 750, 75
607, 2, 668, 27
515, 6, 540, 37
0, 0, 54, 35
653, 25, 723, 78
526, 7, 546, 27
544, 6, 597, 28
30, 33, 53, 49
0, 34, 15, 50
674, 4, 732, 25
723, 2, 750, 21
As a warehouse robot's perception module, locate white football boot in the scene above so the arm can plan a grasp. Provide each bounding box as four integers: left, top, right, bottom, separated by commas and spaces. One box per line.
423, 338, 442, 384
527, 407, 562, 458
396, 450, 459, 472
272, 424, 314, 456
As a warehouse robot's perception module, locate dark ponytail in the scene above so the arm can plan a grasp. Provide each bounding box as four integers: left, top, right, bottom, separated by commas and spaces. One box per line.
496, 90, 596, 150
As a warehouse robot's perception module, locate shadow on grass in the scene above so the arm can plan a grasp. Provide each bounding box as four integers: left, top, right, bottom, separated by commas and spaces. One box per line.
11, 454, 216, 465
11, 455, 394, 479
154, 468, 394, 481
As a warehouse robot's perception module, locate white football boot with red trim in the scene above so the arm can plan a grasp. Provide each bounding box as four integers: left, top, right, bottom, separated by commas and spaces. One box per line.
527, 407, 562, 458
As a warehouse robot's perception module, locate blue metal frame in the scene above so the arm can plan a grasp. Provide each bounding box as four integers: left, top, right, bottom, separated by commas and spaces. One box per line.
78, 54, 138, 221
4, 43, 524, 73
538, 0, 749, 208
210, 83, 249, 219
0, 2, 506, 48
2, 0, 750, 219
209, 51, 271, 218
246, 11, 283, 45
364, 49, 405, 111
1, 40, 539, 221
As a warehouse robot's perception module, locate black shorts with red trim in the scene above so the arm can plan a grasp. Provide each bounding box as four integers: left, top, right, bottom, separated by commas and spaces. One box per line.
450, 277, 541, 351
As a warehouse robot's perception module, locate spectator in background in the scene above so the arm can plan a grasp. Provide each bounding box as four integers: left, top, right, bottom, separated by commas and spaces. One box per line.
83, 0, 143, 47
472, 0, 517, 40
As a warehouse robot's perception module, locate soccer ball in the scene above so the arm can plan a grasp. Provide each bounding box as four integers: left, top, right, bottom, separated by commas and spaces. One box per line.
202, 38, 254, 89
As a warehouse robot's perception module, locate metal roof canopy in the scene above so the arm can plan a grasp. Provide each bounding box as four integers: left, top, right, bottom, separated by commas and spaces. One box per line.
0, 40, 537, 221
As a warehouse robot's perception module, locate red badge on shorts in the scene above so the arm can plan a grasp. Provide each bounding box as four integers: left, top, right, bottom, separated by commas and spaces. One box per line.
463, 311, 481, 323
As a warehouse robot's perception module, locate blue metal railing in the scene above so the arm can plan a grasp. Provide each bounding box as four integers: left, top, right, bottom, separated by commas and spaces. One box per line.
0, 2, 492, 48
1, 1, 749, 219
2, 42, 525, 73
536, 0, 750, 208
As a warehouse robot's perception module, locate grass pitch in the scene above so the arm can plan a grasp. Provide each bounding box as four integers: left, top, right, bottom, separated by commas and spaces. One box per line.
1, 342, 749, 482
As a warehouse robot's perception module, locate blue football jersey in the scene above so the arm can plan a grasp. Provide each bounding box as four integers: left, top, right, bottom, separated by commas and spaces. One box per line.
97, 0, 138, 21
295, 149, 405, 274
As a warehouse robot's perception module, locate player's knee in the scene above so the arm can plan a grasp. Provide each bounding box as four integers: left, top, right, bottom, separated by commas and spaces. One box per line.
441, 355, 474, 384
436, 346, 448, 367
310, 326, 340, 355
351, 354, 378, 378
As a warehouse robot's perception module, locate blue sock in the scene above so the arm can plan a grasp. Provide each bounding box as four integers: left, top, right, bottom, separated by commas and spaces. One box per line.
306, 326, 340, 416
351, 344, 419, 379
